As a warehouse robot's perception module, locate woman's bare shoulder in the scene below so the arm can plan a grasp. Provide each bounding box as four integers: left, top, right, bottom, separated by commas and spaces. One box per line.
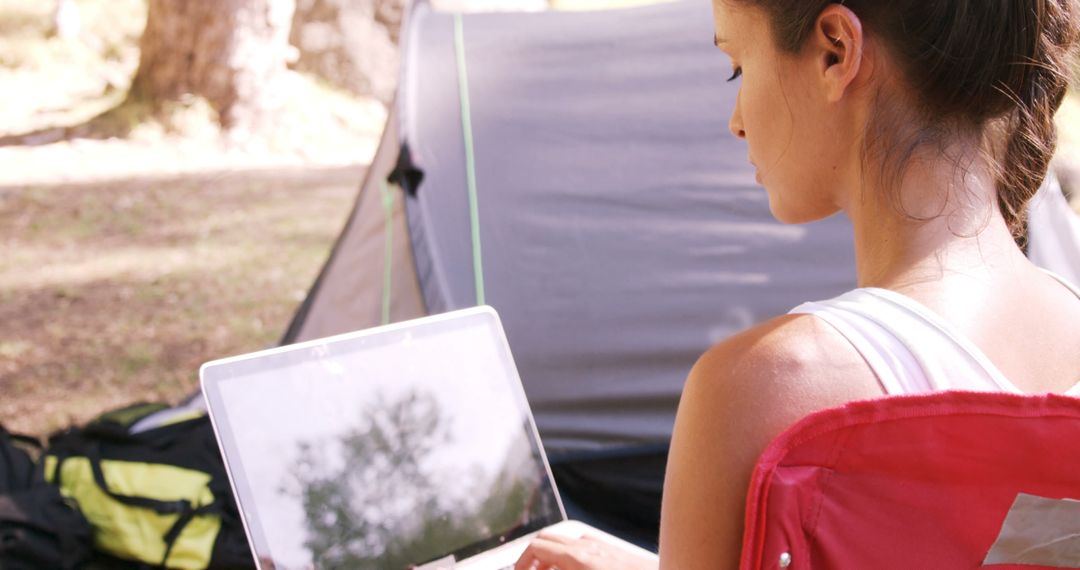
671, 311, 884, 482
688, 313, 884, 426
658, 314, 884, 569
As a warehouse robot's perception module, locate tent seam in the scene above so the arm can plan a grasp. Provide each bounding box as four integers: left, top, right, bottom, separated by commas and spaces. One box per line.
453, 13, 486, 306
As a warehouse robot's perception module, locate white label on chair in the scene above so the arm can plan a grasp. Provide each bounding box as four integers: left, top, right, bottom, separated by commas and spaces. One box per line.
982, 493, 1080, 567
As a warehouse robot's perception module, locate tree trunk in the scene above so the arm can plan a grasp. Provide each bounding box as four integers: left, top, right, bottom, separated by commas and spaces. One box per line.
128, 0, 296, 136
290, 0, 405, 104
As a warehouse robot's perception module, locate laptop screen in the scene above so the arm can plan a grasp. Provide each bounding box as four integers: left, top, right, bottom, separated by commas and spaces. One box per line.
202, 308, 565, 570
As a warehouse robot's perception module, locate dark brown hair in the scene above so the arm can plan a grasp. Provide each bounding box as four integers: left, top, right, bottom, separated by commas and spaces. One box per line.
737, 0, 1080, 236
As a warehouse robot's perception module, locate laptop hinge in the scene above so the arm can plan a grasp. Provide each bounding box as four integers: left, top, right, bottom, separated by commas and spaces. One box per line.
412, 555, 456, 569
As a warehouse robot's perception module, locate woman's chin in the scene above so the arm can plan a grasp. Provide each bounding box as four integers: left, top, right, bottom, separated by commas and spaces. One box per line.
768, 208, 805, 224
767, 197, 840, 225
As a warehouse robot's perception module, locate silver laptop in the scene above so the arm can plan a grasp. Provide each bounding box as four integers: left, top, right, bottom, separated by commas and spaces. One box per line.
201, 306, 655, 570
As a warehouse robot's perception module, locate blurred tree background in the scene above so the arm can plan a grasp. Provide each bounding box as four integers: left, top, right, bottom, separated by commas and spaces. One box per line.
0, 0, 404, 435
291, 0, 406, 105
128, 0, 299, 138
0, 0, 400, 162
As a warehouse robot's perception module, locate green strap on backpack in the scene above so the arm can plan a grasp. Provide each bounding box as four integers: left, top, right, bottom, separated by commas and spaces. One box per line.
42, 402, 253, 569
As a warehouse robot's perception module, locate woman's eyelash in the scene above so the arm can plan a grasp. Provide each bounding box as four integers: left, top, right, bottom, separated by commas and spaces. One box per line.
727, 67, 743, 82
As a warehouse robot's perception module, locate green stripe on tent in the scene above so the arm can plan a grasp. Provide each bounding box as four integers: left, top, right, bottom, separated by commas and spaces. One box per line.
454, 13, 486, 306
379, 179, 394, 325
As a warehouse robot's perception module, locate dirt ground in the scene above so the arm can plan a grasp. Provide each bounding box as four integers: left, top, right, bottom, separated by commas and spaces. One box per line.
0, 166, 367, 436
0, 76, 383, 437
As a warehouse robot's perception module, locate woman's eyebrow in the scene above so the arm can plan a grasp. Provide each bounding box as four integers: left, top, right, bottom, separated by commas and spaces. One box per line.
714, 34, 728, 47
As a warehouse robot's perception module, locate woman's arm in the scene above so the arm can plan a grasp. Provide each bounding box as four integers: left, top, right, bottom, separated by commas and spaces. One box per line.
515, 315, 880, 570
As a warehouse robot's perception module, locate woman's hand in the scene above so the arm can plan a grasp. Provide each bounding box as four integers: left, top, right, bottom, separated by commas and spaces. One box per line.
513, 531, 658, 570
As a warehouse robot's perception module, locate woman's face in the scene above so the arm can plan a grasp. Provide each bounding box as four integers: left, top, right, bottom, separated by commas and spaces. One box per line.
712, 1, 846, 223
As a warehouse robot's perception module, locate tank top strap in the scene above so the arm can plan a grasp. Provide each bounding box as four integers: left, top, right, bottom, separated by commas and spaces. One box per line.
1042, 268, 1080, 299
792, 270, 1080, 396
790, 289, 1018, 396
791, 296, 930, 395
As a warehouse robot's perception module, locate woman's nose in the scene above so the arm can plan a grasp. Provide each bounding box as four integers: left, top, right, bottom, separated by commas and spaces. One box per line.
729, 94, 746, 139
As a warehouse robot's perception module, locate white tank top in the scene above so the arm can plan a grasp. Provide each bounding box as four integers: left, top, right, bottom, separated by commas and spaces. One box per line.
789, 272, 1080, 396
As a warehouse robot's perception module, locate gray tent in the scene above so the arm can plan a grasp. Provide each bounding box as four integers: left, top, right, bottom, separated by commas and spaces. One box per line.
281, 0, 858, 541
280, 0, 1080, 544
285, 0, 858, 451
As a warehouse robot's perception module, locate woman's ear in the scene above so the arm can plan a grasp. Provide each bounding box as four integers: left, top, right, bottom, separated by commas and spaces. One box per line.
813, 4, 865, 103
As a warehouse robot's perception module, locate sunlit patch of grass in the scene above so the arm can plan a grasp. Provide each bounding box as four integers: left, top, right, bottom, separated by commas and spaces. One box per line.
0, 340, 32, 359
0, 245, 251, 289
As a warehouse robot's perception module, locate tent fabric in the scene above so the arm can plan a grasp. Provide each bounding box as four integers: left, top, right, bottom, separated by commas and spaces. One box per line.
282, 104, 428, 341
739, 391, 1080, 569
1029, 175, 1080, 285
281, 0, 1080, 455
286, 0, 857, 453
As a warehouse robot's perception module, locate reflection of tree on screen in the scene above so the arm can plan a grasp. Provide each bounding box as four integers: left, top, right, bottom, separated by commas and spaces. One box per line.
288, 389, 550, 570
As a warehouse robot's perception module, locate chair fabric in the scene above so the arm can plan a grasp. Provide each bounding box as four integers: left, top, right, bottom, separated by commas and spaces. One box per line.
739, 391, 1080, 569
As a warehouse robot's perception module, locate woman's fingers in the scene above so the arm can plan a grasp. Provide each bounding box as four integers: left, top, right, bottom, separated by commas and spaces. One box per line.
514, 532, 658, 570
513, 535, 605, 570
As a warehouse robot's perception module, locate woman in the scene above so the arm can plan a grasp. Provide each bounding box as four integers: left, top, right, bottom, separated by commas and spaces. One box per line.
515, 0, 1080, 568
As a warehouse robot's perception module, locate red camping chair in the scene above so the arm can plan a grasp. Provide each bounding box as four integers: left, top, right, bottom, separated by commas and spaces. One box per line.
739, 391, 1080, 569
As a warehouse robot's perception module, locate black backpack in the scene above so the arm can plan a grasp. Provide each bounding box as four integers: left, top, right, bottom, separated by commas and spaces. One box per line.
0, 425, 94, 570
43, 403, 254, 569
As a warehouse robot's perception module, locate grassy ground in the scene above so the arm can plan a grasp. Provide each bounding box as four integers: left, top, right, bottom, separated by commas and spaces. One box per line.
0, 167, 361, 436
